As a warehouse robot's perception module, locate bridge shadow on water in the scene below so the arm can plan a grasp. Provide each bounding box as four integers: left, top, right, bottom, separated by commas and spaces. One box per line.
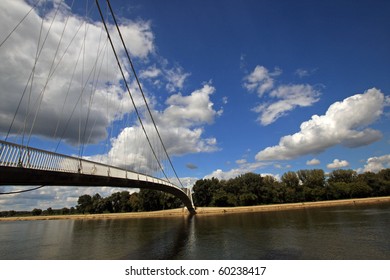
121, 215, 195, 260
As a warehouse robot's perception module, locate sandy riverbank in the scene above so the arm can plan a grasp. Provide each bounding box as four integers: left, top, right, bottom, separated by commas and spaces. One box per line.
1, 196, 390, 221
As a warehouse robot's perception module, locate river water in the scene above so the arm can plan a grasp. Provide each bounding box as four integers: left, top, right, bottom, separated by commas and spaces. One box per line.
1, 203, 389, 260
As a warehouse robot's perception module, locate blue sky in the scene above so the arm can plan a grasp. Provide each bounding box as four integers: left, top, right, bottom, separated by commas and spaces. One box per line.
0, 0, 389, 210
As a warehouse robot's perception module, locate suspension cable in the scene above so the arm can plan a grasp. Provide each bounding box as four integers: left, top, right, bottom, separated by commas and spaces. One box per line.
105, 0, 184, 188
0, 185, 45, 195
95, 0, 170, 182
0, 0, 42, 49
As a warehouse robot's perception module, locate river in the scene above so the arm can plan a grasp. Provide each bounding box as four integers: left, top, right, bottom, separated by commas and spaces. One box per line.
1, 202, 389, 259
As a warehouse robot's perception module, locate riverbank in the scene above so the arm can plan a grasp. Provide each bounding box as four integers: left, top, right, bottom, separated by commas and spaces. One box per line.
1, 196, 390, 221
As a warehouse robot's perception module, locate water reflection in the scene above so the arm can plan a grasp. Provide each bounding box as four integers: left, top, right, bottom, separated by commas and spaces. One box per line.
1, 203, 389, 259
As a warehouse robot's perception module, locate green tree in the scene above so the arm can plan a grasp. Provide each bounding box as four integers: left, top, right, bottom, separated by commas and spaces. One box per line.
61, 207, 70, 215
119, 191, 132, 212
161, 193, 182, 209
262, 175, 283, 203
193, 178, 220, 206
46, 207, 54, 215
212, 189, 234, 207
349, 182, 373, 198
281, 171, 301, 202
328, 169, 357, 184
281, 171, 299, 188
297, 169, 325, 201
32, 208, 42, 216
77, 194, 92, 214
129, 192, 140, 212
138, 189, 163, 211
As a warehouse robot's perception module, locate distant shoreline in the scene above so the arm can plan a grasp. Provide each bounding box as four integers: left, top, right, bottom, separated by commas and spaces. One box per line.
1, 196, 390, 221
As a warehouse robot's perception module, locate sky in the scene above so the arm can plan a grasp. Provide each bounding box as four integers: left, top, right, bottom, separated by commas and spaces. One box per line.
0, 0, 389, 210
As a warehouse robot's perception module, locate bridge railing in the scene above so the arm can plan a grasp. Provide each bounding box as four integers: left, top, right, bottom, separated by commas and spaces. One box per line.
0, 140, 177, 189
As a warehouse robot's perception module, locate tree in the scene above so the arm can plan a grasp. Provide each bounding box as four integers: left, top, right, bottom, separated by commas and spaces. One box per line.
32, 208, 42, 216
281, 171, 301, 202
328, 169, 357, 184
281, 171, 299, 189
138, 189, 163, 211
61, 207, 70, 215
193, 178, 220, 206
129, 192, 140, 212
349, 182, 373, 198
297, 169, 325, 201
46, 207, 54, 215
212, 189, 234, 207
161, 193, 182, 209
119, 191, 132, 212
77, 194, 92, 214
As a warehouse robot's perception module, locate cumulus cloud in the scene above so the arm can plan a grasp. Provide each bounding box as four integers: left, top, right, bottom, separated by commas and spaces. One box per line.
253, 84, 321, 125
256, 88, 387, 161
243, 65, 280, 96
243, 65, 320, 125
140, 65, 162, 79
165, 66, 191, 93
88, 83, 220, 174
140, 63, 191, 93
236, 159, 247, 165
307, 158, 320, 166
360, 154, 390, 173
204, 161, 271, 180
327, 159, 349, 169
0, 0, 155, 145
163, 84, 217, 127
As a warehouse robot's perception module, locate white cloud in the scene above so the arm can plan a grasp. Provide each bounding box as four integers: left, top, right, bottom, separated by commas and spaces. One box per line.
253, 84, 320, 125
88, 84, 220, 174
243, 65, 320, 125
256, 88, 387, 161
236, 159, 247, 165
222, 96, 228, 104
140, 65, 162, 79
0, 0, 155, 145
165, 66, 191, 93
360, 154, 390, 173
204, 161, 271, 180
307, 158, 320, 166
327, 159, 349, 169
243, 65, 280, 96
163, 84, 217, 127
295, 68, 317, 78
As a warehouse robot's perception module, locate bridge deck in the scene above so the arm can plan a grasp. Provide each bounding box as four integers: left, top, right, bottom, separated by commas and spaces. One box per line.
0, 140, 196, 214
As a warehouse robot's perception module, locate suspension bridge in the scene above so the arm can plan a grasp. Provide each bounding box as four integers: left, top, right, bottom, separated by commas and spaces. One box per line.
0, 0, 196, 214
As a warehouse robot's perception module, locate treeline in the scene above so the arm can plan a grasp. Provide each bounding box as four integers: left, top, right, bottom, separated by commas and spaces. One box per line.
75, 189, 182, 214
0, 207, 77, 217
0, 189, 182, 217
192, 168, 390, 207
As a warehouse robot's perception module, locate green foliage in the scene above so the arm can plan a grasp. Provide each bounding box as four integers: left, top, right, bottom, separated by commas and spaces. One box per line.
76, 194, 92, 214
193, 178, 220, 206
192, 168, 390, 207
32, 208, 42, 216
328, 169, 357, 184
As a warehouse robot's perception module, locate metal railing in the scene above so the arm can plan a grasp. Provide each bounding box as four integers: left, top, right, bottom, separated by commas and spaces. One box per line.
0, 140, 177, 189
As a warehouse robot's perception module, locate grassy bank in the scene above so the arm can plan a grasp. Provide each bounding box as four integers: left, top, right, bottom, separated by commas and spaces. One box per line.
1, 196, 390, 221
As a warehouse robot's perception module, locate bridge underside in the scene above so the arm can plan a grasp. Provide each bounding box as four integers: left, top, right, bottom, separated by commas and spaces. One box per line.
0, 166, 196, 214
